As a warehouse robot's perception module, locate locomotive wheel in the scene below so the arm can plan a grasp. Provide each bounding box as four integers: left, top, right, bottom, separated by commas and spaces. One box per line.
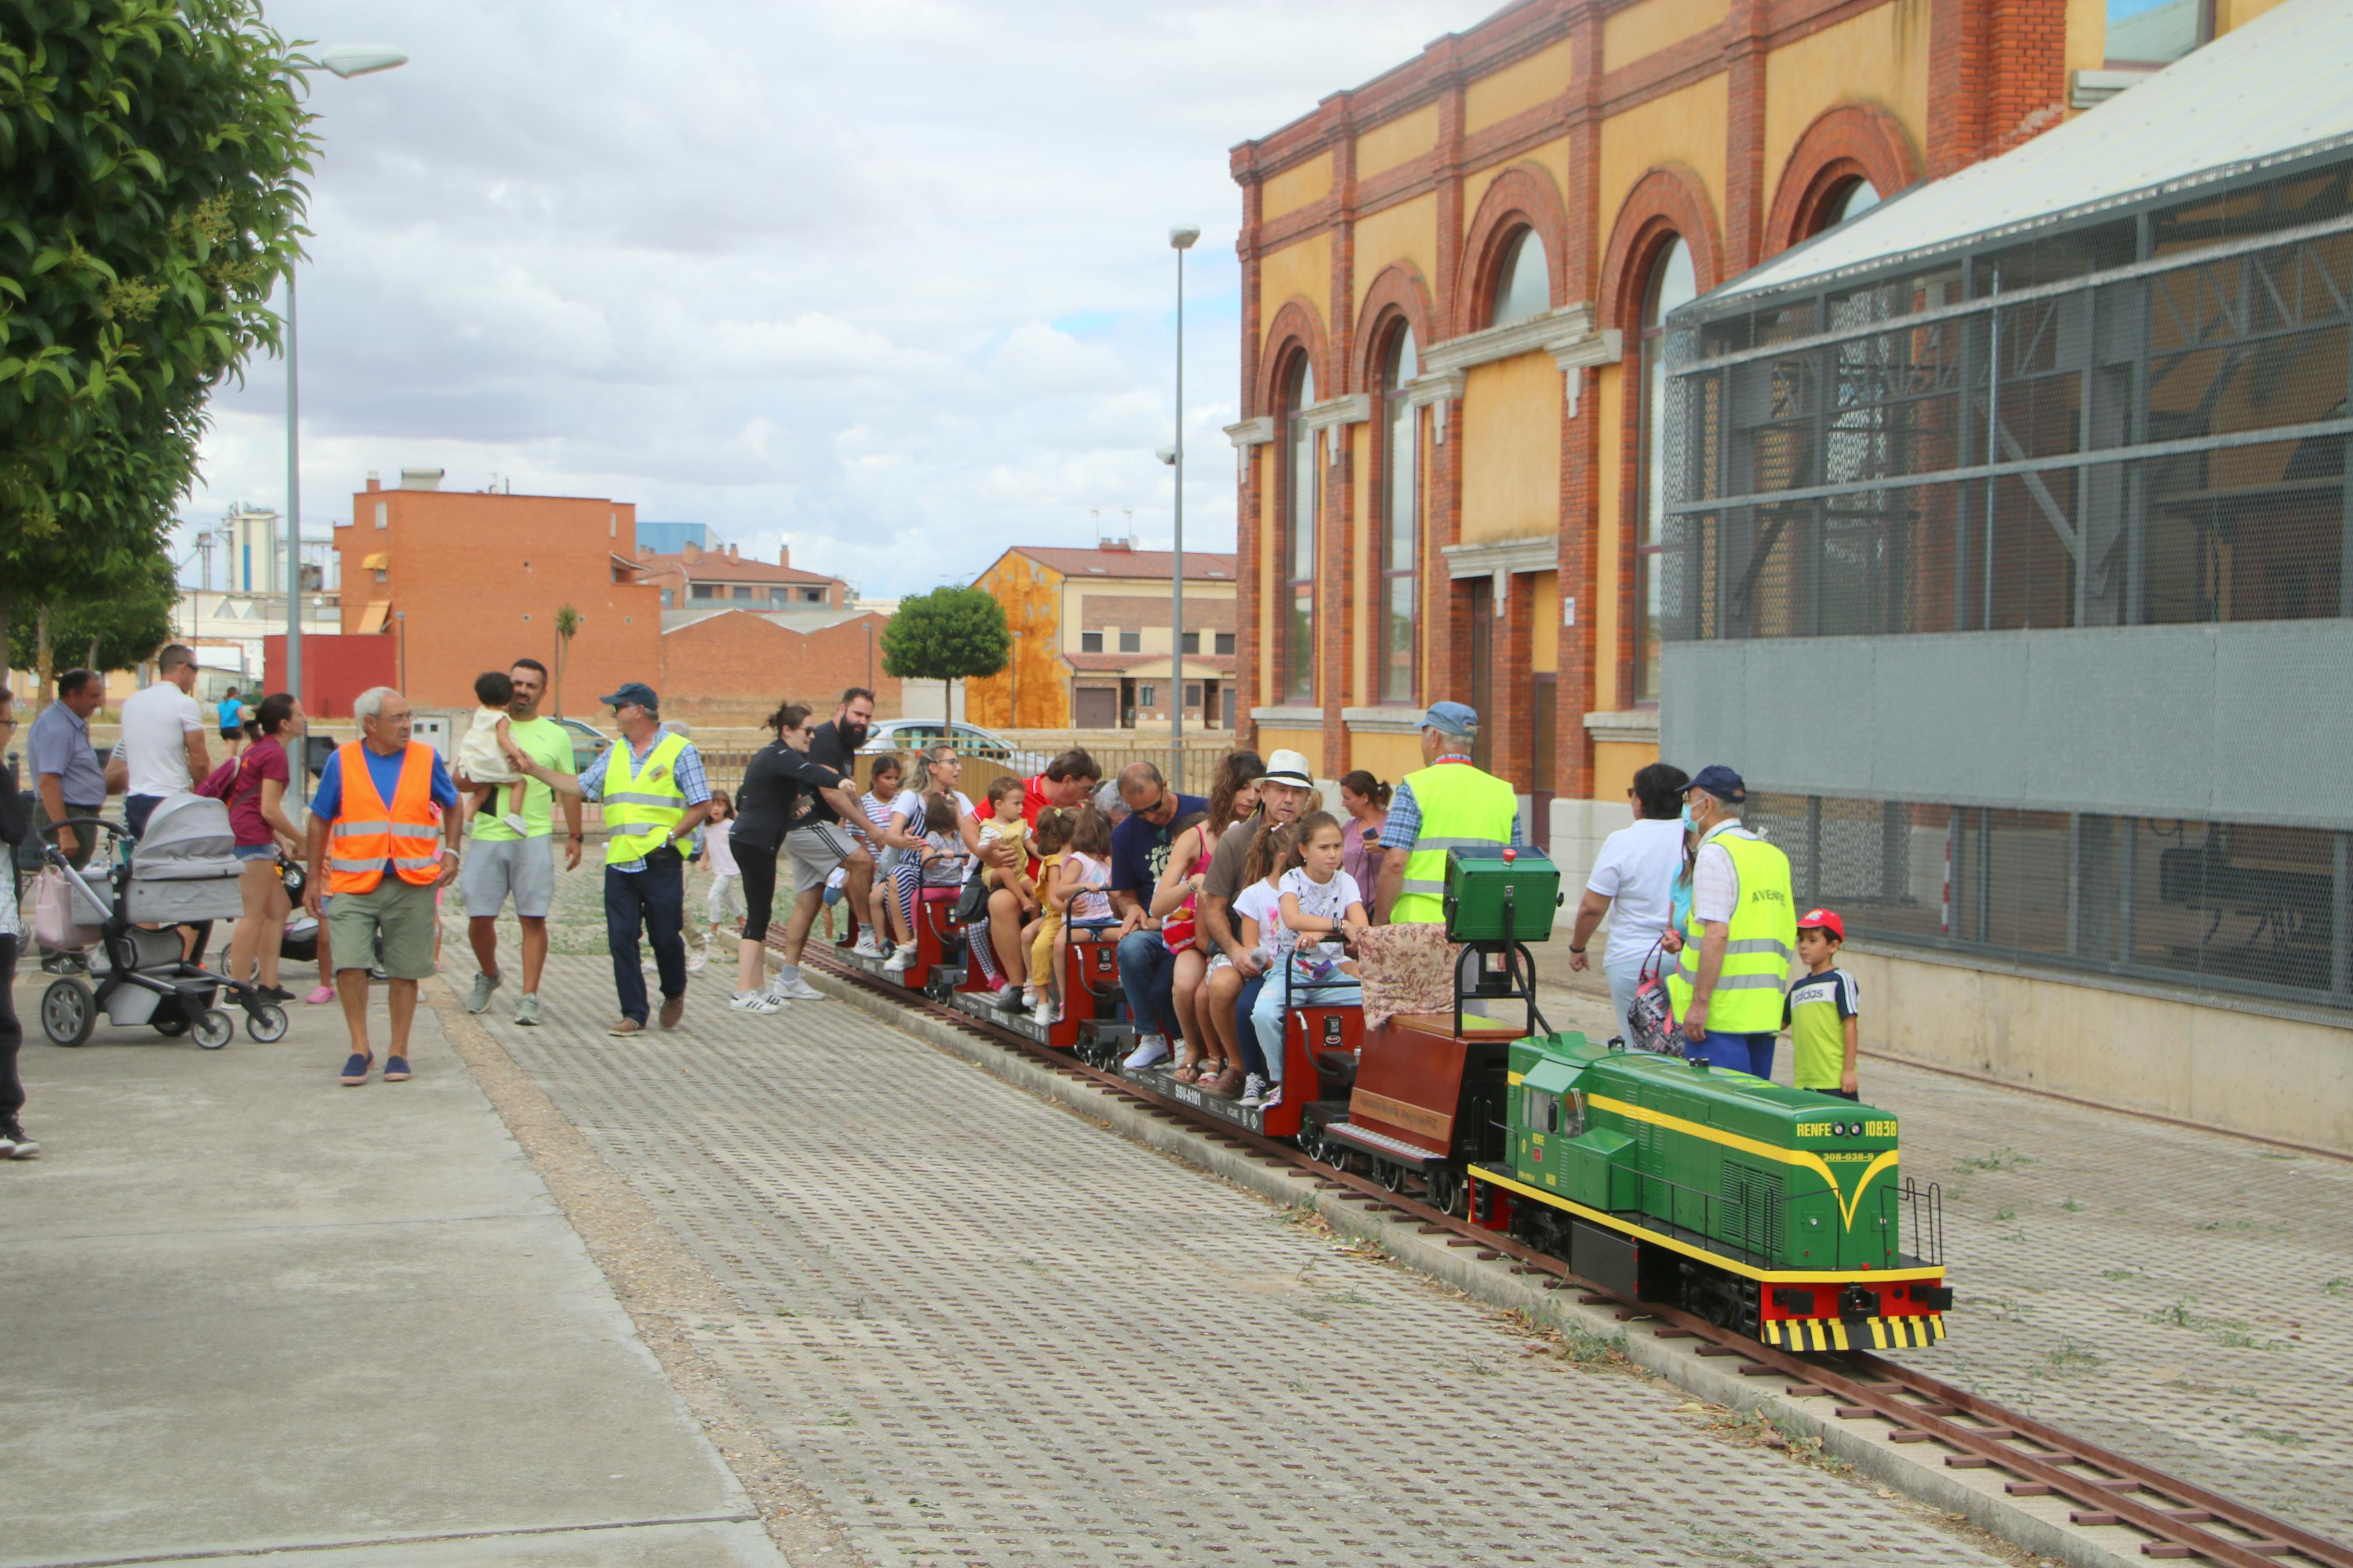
1377, 1160, 1408, 1194
1425, 1167, 1463, 1217
1322, 1142, 1351, 1175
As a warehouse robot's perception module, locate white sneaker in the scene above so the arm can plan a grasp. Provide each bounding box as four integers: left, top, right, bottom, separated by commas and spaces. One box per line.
502, 813, 529, 836
729, 990, 783, 1015
882, 944, 917, 973
1259, 1082, 1284, 1114
686, 950, 707, 974
853, 936, 887, 959
1239, 1073, 1268, 1108
772, 977, 825, 1001
1123, 1033, 1171, 1070
1034, 1000, 1062, 1027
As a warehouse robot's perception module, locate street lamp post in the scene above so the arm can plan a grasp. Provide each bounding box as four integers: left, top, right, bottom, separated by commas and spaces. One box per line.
283, 44, 407, 728
1166, 224, 1199, 791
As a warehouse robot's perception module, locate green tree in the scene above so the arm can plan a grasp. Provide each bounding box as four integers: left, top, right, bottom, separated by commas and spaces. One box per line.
879, 586, 1012, 723
551, 602, 581, 716
0, 0, 318, 657
8, 547, 176, 680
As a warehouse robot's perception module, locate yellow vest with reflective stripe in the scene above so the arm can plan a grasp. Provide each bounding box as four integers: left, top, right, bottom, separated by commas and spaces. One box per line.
1389, 760, 1520, 926
1665, 827, 1797, 1033
601, 731, 689, 866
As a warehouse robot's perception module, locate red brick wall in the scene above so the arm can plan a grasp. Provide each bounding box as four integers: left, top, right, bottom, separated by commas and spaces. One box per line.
656, 610, 902, 724
336, 486, 663, 719
261, 634, 397, 721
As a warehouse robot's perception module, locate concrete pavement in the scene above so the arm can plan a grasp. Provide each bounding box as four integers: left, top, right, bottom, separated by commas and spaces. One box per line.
0, 966, 785, 1568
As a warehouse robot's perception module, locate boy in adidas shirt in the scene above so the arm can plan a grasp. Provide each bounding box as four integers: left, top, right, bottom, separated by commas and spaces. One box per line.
1785, 908, 1861, 1100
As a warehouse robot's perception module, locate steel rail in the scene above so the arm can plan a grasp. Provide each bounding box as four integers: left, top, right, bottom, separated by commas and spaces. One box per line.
805, 950, 2348, 1568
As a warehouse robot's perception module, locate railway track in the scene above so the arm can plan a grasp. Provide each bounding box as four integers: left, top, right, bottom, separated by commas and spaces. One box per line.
805, 950, 2351, 1568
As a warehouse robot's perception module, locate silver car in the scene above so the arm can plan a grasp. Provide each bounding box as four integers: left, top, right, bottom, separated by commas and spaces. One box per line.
857, 720, 1048, 777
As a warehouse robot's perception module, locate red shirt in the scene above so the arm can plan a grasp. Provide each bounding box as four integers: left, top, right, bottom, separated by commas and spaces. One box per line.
1021, 774, 1052, 828
226, 735, 290, 848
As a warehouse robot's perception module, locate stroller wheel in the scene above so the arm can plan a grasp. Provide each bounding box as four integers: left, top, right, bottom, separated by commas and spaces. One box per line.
41, 977, 96, 1047
245, 1003, 289, 1044
154, 1015, 191, 1037
191, 1008, 235, 1051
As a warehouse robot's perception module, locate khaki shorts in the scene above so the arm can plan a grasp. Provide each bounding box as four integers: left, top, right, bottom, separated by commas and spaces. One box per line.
785, 822, 858, 895
326, 875, 440, 980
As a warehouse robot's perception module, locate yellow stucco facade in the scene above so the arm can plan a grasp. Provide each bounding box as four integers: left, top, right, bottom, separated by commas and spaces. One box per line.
1761, 3, 1931, 209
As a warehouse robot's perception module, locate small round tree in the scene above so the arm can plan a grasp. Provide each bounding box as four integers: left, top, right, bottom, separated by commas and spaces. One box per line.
879, 586, 1012, 723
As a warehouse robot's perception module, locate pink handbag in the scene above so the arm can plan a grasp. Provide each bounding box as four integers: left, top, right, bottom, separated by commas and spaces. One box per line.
31, 866, 101, 951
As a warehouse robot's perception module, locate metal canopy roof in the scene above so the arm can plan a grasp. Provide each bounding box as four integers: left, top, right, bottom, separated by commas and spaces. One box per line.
1709, 0, 2353, 307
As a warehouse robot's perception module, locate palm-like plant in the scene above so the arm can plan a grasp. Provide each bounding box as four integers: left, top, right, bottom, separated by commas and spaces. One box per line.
552, 603, 582, 716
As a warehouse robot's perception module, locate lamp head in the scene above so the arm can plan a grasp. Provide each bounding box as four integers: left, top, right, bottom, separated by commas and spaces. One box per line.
1169, 225, 1201, 251
1155, 445, 1177, 465
320, 44, 409, 79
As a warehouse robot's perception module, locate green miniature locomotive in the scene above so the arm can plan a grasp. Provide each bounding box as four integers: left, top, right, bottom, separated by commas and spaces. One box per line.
1467, 1033, 1947, 1350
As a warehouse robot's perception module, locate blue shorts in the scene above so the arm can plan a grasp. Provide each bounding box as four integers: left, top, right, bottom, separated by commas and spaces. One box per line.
233, 844, 279, 863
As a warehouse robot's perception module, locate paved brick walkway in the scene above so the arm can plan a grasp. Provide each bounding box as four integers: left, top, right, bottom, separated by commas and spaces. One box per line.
473, 951, 2008, 1567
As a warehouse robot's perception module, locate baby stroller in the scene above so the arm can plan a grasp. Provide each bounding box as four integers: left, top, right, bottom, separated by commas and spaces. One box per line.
34, 797, 290, 1050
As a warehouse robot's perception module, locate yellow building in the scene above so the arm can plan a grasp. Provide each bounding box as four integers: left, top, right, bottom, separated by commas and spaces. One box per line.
963, 544, 1238, 731
1225, 0, 2286, 867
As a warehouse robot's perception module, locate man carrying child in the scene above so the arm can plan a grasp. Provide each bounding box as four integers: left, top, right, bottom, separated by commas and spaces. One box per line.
455, 660, 580, 1027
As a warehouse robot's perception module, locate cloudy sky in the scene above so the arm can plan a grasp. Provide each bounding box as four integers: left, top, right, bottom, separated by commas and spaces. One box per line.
181, 0, 1467, 598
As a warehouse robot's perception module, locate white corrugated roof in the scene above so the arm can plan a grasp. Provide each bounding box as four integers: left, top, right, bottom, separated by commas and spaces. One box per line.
1712, 0, 2353, 305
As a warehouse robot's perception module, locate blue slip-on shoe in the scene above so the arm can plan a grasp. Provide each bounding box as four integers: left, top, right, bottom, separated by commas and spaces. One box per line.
339, 1053, 374, 1086
383, 1056, 411, 1082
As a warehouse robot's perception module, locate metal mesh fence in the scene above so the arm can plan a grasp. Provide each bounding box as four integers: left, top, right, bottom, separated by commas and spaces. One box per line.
1663, 151, 2353, 642
1745, 792, 2353, 1010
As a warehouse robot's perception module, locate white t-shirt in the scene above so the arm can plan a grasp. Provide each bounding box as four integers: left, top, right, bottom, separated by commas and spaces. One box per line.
1231, 879, 1283, 963
119, 681, 205, 797
1277, 867, 1362, 933
705, 818, 739, 877
1693, 823, 1761, 927
1587, 817, 1688, 969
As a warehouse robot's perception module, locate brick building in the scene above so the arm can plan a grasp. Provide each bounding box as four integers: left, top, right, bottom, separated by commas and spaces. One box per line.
1227, 0, 2136, 855
634, 541, 850, 610
336, 471, 663, 717
657, 609, 900, 725
963, 543, 1238, 731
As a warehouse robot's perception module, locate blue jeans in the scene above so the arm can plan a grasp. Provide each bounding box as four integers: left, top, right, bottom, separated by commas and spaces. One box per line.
606, 852, 688, 1025
1116, 930, 1179, 1039
1251, 965, 1363, 1085
1690, 1029, 1776, 1080
1232, 973, 1268, 1079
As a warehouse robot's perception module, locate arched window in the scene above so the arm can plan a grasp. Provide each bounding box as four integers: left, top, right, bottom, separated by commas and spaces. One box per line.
1282, 354, 1318, 704
1819, 177, 1881, 235
1379, 325, 1419, 704
1635, 236, 1697, 703
1490, 228, 1550, 328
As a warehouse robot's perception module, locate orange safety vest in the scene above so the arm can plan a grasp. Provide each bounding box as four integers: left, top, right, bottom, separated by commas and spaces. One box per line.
328, 741, 443, 894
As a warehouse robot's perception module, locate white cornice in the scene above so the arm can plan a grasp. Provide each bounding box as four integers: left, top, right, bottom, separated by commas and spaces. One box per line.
1440, 536, 1558, 578
1402, 370, 1466, 409
1300, 393, 1373, 430
1584, 708, 1661, 746
1341, 706, 1423, 735
1225, 415, 1275, 448
1552, 328, 1624, 372
1422, 303, 1603, 376
1248, 704, 1329, 730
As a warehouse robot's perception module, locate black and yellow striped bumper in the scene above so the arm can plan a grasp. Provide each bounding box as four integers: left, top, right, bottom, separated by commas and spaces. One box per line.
1765, 1314, 1946, 1351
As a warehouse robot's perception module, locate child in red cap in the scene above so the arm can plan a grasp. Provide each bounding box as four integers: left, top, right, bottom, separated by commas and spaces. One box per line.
1786, 909, 1861, 1098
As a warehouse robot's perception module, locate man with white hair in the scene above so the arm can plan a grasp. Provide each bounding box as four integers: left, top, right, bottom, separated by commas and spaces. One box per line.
302, 686, 460, 1086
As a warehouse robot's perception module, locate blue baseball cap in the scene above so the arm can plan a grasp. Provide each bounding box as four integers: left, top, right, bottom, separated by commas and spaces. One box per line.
1687, 764, 1747, 802
599, 681, 659, 713
1419, 701, 1479, 738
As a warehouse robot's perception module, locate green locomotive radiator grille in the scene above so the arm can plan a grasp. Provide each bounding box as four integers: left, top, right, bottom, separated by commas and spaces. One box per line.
1721, 1161, 1784, 1261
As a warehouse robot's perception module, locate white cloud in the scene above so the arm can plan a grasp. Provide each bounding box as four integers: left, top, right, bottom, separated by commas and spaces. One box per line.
182, 0, 1465, 593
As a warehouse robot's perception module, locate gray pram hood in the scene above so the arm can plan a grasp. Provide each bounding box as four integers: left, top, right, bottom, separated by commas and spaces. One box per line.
132, 794, 242, 878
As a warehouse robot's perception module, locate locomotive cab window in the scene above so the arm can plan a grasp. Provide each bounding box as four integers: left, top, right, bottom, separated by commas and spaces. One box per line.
1524, 1087, 1560, 1135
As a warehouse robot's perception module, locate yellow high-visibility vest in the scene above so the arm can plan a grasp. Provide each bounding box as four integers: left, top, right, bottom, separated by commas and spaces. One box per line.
1389, 760, 1518, 926
601, 731, 688, 866
1665, 827, 1797, 1034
